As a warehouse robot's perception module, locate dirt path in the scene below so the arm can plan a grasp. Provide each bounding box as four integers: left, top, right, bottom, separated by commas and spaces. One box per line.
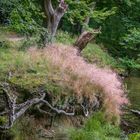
7, 34, 24, 42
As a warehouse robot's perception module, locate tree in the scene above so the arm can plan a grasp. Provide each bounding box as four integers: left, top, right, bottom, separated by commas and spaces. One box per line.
64, 0, 116, 52
44, 0, 68, 43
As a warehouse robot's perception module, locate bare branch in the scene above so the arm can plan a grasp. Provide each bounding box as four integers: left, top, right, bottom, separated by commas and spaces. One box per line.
130, 109, 140, 117
15, 93, 46, 110
57, 0, 68, 12
41, 100, 75, 116
81, 103, 89, 117
0, 84, 46, 130
0, 84, 74, 130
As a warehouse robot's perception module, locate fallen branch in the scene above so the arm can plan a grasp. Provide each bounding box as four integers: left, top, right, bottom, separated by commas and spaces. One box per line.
41, 100, 75, 116
130, 109, 140, 117
0, 82, 101, 130
0, 83, 74, 130
74, 27, 101, 52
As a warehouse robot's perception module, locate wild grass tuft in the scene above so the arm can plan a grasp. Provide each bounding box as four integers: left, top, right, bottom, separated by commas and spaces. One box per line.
69, 112, 126, 140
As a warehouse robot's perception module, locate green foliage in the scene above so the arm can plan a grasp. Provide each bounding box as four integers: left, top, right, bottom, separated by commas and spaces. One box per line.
65, 0, 116, 24
121, 28, 140, 50
82, 43, 118, 68
98, 0, 140, 71
70, 112, 125, 140
56, 30, 75, 45
128, 133, 140, 140
0, 0, 18, 24
10, 0, 45, 36
119, 58, 140, 71
61, 0, 116, 33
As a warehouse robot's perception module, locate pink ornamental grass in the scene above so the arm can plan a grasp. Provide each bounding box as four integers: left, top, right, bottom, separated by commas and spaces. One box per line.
28, 44, 128, 122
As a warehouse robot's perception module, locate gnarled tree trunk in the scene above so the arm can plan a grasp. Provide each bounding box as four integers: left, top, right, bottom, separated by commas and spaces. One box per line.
44, 0, 68, 44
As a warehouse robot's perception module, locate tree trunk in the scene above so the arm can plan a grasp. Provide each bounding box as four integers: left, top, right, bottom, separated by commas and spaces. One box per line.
74, 27, 101, 52
44, 0, 68, 44
74, 31, 95, 52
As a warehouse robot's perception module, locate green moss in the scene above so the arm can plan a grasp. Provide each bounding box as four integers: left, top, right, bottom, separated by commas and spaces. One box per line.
9, 74, 46, 91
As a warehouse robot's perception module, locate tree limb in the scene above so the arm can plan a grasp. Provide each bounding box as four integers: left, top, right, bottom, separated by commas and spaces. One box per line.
130, 109, 140, 117
0, 83, 74, 130
41, 100, 75, 116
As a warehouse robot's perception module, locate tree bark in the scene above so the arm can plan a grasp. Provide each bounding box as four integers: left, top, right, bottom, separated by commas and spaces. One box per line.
74, 27, 101, 52
130, 109, 140, 117
0, 83, 75, 130
44, 0, 68, 44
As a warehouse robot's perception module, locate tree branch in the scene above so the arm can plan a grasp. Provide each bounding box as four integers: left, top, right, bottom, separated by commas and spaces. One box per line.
130, 109, 140, 117
41, 100, 75, 116
0, 84, 74, 130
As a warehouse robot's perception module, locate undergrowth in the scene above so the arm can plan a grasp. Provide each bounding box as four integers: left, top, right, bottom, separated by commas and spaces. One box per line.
69, 112, 127, 140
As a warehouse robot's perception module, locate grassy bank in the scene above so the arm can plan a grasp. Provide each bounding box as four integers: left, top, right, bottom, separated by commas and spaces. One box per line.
0, 27, 132, 140
0, 26, 125, 73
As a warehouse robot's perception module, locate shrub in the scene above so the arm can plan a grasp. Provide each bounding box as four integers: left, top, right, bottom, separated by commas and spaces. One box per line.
28, 44, 128, 123
9, 0, 45, 36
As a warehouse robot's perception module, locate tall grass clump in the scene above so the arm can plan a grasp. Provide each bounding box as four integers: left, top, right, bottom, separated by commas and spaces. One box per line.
28, 44, 128, 123
69, 112, 126, 140
0, 44, 128, 124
